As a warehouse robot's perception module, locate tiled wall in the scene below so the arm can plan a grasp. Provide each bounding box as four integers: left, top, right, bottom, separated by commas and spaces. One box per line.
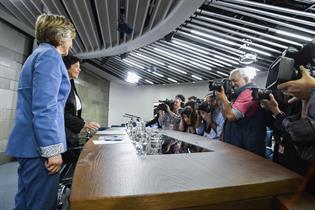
0, 20, 110, 164
0, 20, 33, 164
75, 66, 109, 128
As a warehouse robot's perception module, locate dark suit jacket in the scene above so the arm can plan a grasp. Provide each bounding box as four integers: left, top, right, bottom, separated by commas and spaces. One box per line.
63, 79, 85, 162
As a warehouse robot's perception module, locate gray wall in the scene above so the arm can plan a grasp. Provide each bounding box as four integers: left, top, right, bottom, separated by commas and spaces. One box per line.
76, 66, 109, 127
0, 20, 33, 164
0, 20, 110, 164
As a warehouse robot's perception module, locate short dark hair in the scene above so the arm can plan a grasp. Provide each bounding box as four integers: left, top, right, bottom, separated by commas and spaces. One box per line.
175, 94, 185, 102
188, 96, 197, 102
63, 55, 81, 70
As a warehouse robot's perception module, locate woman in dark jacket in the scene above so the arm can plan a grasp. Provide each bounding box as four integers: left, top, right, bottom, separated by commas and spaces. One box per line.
62, 55, 100, 162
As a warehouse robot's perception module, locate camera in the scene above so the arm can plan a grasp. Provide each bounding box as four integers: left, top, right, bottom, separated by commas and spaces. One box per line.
209, 79, 233, 95
195, 99, 214, 113
251, 88, 272, 100
266, 38, 315, 89
154, 99, 174, 114
179, 106, 193, 116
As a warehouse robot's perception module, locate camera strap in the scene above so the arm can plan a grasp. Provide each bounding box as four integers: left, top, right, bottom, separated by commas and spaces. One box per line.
229, 82, 256, 101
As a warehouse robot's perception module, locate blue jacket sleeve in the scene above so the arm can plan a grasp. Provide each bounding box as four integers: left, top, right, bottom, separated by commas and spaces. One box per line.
32, 52, 64, 157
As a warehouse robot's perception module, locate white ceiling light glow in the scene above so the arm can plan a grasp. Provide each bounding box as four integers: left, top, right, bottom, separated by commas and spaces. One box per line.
126, 72, 141, 84
192, 75, 202, 80
124, 60, 144, 69
168, 78, 178, 83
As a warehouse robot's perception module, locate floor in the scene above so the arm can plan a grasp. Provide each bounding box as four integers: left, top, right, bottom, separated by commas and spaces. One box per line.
0, 161, 18, 210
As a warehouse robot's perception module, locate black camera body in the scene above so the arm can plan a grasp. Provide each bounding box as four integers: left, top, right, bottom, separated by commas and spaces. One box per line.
157, 99, 174, 112
195, 99, 215, 113
251, 88, 273, 101
209, 79, 233, 95
266, 39, 315, 89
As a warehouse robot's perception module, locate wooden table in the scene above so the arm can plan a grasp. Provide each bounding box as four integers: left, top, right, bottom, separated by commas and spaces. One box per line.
70, 129, 304, 210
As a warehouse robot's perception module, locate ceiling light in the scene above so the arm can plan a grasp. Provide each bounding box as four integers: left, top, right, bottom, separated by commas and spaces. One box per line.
154, 48, 187, 61
213, 55, 239, 64
172, 40, 211, 55
239, 53, 257, 65
168, 78, 178, 83
216, 71, 229, 77
180, 32, 245, 55
242, 46, 272, 57
153, 72, 164, 77
192, 75, 202, 80
191, 30, 238, 46
169, 66, 187, 74
135, 53, 165, 65
126, 72, 140, 84
275, 30, 312, 42
145, 79, 153, 84
189, 61, 212, 70
124, 60, 144, 69
174, 38, 241, 62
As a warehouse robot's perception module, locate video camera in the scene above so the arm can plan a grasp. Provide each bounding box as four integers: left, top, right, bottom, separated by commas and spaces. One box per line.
209, 78, 233, 95
252, 39, 315, 101
266, 38, 315, 89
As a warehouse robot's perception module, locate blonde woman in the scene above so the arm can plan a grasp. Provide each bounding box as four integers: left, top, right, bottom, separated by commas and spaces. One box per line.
5, 14, 76, 210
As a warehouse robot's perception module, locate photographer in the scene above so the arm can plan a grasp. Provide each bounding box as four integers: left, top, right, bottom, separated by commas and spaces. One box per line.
179, 101, 198, 134
196, 94, 224, 140
158, 94, 185, 130
260, 66, 315, 195
216, 68, 267, 157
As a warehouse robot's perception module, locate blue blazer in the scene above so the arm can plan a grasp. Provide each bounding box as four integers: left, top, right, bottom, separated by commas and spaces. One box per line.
6, 43, 71, 158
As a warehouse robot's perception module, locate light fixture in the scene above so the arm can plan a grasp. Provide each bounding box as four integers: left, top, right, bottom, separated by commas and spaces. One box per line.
154, 48, 187, 61
275, 30, 312, 42
189, 61, 212, 70
191, 30, 237, 46
239, 53, 257, 65
216, 71, 229, 77
135, 53, 165, 65
119, 53, 128, 59
145, 79, 153, 84
179, 32, 246, 55
153, 72, 164, 77
168, 78, 177, 83
124, 60, 144, 69
126, 72, 140, 84
192, 75, 202, 80
169, 66, 187, 74
172, 40, 211, 55
242, 46, 272, 57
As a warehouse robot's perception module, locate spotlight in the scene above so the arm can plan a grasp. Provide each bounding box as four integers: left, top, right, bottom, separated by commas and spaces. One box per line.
239, 53, 257, 65
164, 32, 175, 42
119, 53, 129, 60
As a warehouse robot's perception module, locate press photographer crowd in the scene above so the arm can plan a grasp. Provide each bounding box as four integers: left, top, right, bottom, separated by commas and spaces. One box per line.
146, 40, 315, 196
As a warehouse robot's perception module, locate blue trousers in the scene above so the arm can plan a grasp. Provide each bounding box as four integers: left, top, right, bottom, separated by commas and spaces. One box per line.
14, 158, 59, 210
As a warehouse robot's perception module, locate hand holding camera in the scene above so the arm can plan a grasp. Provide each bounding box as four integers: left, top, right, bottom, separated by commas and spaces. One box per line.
260, 94, 281, 115
278, 66, 315, 101
215, 86, 227, 102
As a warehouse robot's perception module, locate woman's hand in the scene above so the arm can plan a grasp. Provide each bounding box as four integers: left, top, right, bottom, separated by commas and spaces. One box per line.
83, 121, 100, 132
45, 154, 63, 175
